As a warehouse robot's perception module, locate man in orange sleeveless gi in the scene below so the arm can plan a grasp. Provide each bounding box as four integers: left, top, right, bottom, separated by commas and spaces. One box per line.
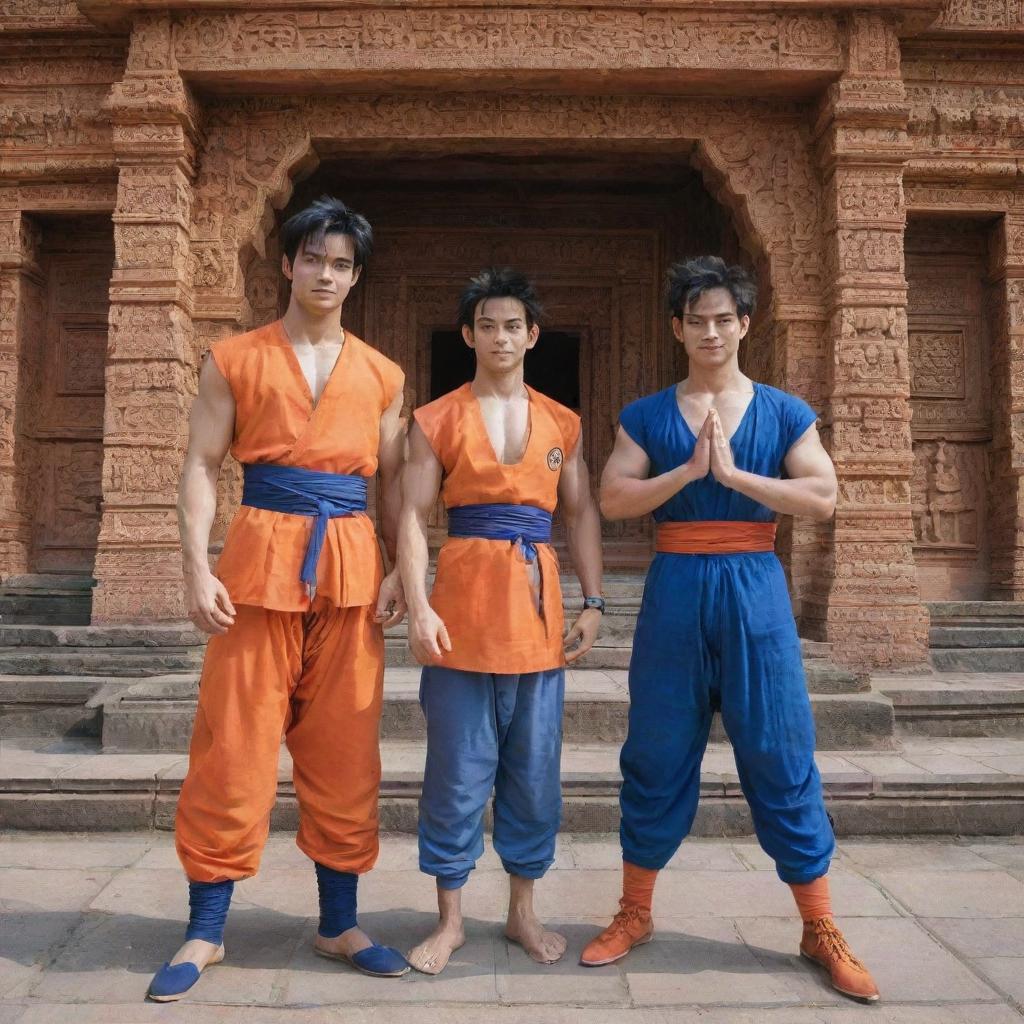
581, 256, 880, 1002
148, 197, 409, 1002
399, 268, 604, 974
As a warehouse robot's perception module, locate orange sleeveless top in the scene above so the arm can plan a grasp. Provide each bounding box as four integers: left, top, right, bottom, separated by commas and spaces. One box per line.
414, 383, 581, 674
210, 320, 404, 611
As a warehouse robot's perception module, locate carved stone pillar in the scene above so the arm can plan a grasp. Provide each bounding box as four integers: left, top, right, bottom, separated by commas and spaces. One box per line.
770, 314, 831, 623
808, 12, 928, 666
0, 202, 44, 577
989, 213, 1024, 599
92, 16, 201, 622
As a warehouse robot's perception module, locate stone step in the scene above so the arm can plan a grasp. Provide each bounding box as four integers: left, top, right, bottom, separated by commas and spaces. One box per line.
0, 619, 833, 660
930, 625, 1024, 648
0, 574, 94, 626
0, 647, 205, 677
0, 676, 103, 740
2, 735, 1021, 836
931, 647, 1024, 673
927, 601, 1024, 625
384, 637, 835, 670
97, 668, 893, 753
874, 671, 1024, 737
0, 623, 205, 648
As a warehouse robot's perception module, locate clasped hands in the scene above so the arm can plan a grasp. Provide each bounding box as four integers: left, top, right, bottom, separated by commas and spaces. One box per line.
685, 408, 739, 488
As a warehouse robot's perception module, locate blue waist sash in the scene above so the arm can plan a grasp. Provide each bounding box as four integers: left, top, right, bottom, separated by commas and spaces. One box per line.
241, 463, 368, 589
447, 503, 553, 563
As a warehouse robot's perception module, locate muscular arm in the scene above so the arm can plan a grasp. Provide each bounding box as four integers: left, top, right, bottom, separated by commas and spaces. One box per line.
376, 381, 406, 567
722, 424, 837, 522
558, 440, 603, 598
599, 422, 710, 522
397, 422, 450, 661
558, 438, 603, 661
177, 355, 236, 633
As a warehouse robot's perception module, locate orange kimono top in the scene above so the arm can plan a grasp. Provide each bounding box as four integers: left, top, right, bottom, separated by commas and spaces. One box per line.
414, 383, 581, 674
211, 320, 404, 611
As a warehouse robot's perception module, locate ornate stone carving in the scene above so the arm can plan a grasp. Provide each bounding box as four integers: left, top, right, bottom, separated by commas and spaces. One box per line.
936, 0, 1024, 30
170, 9, 842, 74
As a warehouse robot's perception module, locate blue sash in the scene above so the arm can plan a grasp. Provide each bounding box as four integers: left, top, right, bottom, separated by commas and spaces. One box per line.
447, 503, 553, 563
241, 463, 368, 589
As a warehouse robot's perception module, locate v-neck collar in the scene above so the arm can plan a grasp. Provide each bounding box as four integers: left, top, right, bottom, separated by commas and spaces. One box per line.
464, 381, 535, 468
275, 319, 348, 411
675, 382, 759, 445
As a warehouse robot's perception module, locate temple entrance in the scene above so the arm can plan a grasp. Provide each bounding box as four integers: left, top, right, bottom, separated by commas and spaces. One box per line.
271, 150, 746, 569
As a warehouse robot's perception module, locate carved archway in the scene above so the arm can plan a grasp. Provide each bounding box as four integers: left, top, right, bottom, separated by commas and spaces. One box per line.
189, 94, 825, 333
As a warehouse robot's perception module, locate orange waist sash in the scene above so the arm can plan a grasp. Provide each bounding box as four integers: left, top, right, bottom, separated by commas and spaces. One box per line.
656, 521, 777, 554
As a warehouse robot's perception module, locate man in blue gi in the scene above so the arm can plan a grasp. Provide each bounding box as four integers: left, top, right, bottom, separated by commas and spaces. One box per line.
580, 256, 880, 1003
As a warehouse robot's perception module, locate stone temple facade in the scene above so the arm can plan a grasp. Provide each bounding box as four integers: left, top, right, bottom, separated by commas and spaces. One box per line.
0, 1, 1022, 670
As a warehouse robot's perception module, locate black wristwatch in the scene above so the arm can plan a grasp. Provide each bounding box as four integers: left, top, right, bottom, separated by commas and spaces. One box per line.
582, 596, 606, 613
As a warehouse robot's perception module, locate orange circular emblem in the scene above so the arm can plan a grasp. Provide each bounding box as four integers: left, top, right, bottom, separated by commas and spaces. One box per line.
547, 447, 564, 471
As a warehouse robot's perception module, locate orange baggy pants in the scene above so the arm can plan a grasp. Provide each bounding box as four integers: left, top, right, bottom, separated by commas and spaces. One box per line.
175, 598, 384, 882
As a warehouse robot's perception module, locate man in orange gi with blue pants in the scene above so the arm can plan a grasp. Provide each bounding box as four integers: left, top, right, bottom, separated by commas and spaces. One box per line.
399, 268, 604, 974
148, 197, 409, 1001
582, 256, 880, 1003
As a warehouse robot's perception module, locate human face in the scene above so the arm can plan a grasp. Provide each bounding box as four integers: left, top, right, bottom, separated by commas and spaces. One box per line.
282, 233, 362, 317
671, 287, 749, 369
462, 296, 539, 374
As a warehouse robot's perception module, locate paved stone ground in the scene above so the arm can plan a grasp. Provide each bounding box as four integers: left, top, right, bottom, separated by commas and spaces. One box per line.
2, 832, 1023, 1023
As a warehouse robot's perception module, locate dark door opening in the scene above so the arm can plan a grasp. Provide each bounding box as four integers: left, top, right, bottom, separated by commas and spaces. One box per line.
430, 329, 581, 409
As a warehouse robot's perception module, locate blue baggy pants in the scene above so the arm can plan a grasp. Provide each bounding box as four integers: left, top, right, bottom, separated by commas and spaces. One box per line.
418, 666, 564, 889
620, 551, 835, 884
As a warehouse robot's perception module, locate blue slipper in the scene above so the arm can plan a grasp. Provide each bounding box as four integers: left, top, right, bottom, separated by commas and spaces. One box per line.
314, 942, 410, 977
147, 948, 224, 1002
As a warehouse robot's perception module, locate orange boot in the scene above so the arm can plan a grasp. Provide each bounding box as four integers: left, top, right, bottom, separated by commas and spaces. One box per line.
579, 862, 656, 967
789, 876, 879, 1002
800, 917, 880, 1003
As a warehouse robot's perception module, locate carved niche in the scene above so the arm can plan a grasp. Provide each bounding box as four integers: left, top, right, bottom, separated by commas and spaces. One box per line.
23, 218, 114, 573
905, 217, 994, 599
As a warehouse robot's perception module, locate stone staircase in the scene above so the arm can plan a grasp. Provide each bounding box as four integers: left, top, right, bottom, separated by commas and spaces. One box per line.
2, 580, 1022, 835
927, 601, 1024, 672
866, 601, 1024, 740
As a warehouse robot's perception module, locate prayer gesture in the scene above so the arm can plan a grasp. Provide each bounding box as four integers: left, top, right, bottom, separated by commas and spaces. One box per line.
409, 605, 452, 665
564, 607, 602, 663
706, 408, 738, 488
685, 414, 712, 482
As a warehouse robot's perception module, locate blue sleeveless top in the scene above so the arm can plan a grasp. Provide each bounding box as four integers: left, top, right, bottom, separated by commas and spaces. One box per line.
618, 383, 818, 523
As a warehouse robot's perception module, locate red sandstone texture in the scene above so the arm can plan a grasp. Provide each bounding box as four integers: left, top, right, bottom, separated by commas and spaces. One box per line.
0, 1, 1021, 667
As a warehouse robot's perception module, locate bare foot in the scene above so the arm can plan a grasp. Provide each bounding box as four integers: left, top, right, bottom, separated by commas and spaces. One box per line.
313, 926, 374, 960
168, 937, 224, 970
505, 909, 567, 965
408, 919, 466, 975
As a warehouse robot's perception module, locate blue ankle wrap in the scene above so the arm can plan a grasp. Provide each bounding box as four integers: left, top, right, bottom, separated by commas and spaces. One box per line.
184, 879, 234, 945
315, 862, 358, 938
